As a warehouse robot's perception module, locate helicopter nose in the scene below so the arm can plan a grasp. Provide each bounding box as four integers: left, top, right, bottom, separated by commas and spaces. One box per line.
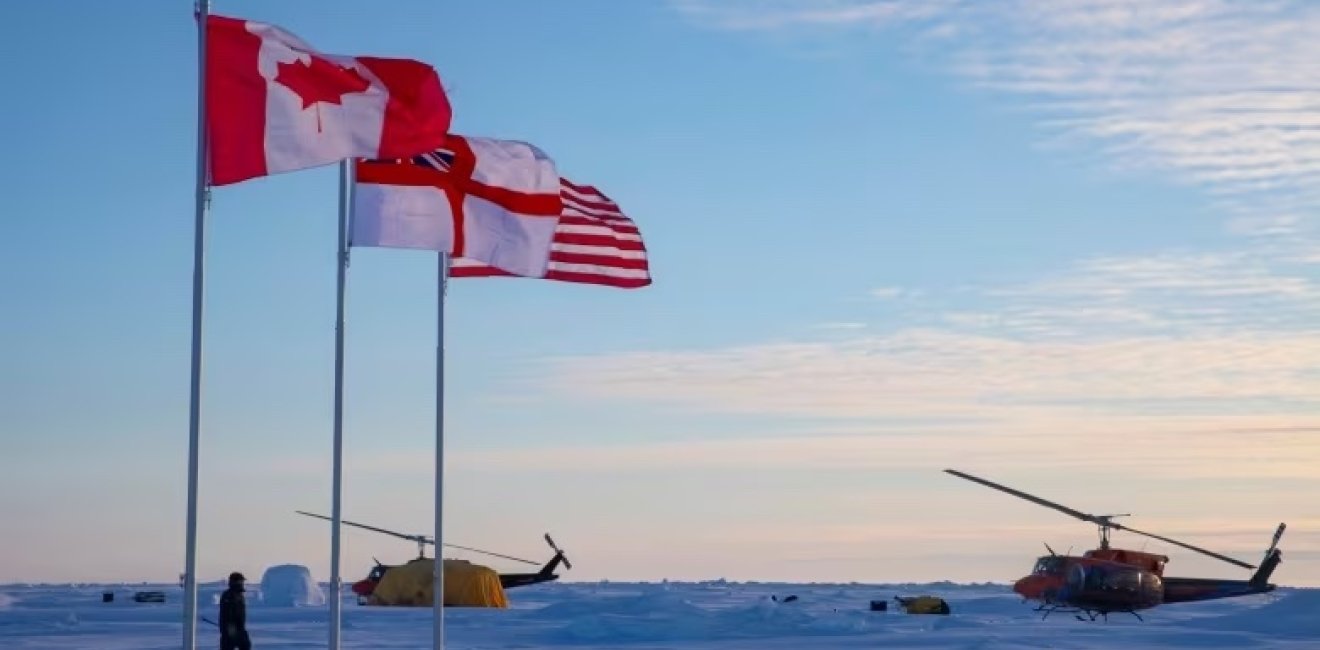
1012, 577, 1031, 597
1012, 575, 1048, 601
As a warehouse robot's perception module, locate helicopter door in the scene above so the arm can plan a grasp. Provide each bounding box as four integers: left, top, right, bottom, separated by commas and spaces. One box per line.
1067, 564, 1088, 592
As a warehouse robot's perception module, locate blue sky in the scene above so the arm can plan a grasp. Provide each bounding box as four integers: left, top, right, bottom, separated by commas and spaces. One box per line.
3, 0, 1319, 587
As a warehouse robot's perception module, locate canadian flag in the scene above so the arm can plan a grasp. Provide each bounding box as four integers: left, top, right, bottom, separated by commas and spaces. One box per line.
205, 14, 452, 186
351, 136, 563, 278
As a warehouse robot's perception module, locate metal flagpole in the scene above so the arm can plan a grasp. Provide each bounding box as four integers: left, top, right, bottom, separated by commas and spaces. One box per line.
183, 1, 211, 648
329, 159, 351, 650
434, 252, 450, 649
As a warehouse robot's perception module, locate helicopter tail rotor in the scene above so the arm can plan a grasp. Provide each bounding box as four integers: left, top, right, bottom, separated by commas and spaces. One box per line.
1250, 523, 1286, 589
545, 533, 572, 571
1266, 522, 1286, 557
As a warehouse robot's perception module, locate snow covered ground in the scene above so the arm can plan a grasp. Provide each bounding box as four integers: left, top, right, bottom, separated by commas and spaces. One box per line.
0, 580, 1315, 649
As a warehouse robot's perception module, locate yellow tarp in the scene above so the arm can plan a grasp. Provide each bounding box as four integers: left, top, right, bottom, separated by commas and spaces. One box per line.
896, 595, 950, 615
368, 558, 508, 608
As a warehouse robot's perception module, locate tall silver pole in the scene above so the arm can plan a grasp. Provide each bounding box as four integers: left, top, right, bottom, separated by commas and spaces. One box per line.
433, 252, 450, 650
329, 159, 351, 650
183, 1, 210, 649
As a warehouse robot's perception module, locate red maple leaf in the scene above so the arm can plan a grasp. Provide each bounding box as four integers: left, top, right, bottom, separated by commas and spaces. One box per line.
275, 55, 371, 132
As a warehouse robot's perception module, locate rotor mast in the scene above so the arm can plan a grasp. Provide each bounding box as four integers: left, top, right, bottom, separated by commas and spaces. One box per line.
1093, 514, 1131, 549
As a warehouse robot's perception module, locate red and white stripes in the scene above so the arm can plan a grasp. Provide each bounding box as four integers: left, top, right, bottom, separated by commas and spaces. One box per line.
451, 178, 651, 288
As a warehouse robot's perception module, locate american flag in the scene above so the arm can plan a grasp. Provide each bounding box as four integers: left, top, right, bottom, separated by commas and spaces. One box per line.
450, 178, 651, 288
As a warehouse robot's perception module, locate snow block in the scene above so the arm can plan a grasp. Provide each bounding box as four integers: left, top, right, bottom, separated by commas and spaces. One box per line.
259, 564, 326, 607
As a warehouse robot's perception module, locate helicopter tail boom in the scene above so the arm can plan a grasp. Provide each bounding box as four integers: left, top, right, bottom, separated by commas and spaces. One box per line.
1161, 573, 1276, 604
1162, 522, 1284, 604
496, 534, 573, 590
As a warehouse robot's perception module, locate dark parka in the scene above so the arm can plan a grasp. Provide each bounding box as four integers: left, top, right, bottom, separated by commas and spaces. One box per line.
218, 572, 251, 650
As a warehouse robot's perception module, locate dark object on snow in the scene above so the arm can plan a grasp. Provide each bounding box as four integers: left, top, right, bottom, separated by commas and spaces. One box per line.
771, 594, 799, 603
220, 572, 251, 650
894, 595, 950, 615
869, 599, 887, 612
102, 591, 114, 603
132, 591, 165, 603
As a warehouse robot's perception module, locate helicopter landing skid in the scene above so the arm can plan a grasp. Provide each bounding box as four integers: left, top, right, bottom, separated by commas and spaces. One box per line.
1034, 603, 1142, 622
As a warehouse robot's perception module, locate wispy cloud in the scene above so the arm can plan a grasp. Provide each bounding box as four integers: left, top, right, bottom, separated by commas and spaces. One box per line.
445, 426, 1320, 481
669, 0, 956, 31
534, 236, 1320, 482
691, 518, 1320, 554
956, 249, 1320, 338
673, 0, 1320, 236
814, 321, 868, 330
870, 286, 908, 299
546, 296, 1320, 419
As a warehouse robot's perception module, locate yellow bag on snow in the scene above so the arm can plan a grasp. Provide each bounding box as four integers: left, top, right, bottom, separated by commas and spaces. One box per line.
895, 595, 951, 615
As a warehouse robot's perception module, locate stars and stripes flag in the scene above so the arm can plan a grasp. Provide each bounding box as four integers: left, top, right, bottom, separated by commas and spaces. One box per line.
450, 178, 651, 288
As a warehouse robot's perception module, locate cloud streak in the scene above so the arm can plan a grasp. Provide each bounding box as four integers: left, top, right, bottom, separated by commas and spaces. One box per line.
531, 231, 1320, 491
548, 329, 1320, 421
446, 426, 1320, 482
674, 0, 1320, 237
669, 0, 956, 31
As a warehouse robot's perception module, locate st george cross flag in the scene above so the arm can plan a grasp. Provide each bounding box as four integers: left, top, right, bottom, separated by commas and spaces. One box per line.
450, 180, 652, 288
205, 14, 452, 186
351, 136, 563, 278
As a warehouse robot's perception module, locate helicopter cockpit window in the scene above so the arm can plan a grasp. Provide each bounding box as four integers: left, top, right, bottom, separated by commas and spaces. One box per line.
1033, 557, 1064, 575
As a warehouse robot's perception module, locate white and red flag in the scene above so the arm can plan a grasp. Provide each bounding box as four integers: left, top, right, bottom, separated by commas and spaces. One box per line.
351, 135, 563, 278
205, 14, 452, 186
450, 180, 651, 288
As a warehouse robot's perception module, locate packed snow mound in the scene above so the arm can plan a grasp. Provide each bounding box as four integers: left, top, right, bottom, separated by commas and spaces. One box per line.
258, 565, 325, 607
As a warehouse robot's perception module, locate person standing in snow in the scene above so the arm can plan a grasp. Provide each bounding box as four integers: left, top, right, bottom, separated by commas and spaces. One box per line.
218, 571, 251, 650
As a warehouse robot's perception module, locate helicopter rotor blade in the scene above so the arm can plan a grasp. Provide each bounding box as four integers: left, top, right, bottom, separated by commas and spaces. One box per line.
296, 510, 541, 565
940, 474, 1257, 570
442, 542, 539, 566
296, 511, 432, 545
297, 509, 543, 565
1114, 523, 1254, 570
943, 470, 1102, 525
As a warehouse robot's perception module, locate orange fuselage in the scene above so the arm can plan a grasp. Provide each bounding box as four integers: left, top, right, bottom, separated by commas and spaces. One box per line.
1013, 549, 1168, 610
